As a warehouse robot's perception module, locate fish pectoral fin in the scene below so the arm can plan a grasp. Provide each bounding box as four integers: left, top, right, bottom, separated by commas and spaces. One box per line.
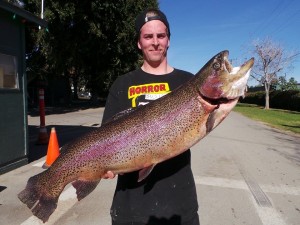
138, 164, 156, 182
72, 180, 100, 201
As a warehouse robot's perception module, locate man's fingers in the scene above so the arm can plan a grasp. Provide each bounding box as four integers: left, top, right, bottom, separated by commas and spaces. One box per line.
103, 171, 115, 179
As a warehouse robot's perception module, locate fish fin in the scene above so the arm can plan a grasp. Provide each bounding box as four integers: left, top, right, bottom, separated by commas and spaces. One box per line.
72, 180, 100, 201
138, 164, 156, 182
206, 107, 228, 133
206, 111, 217, 133
18, 174, 58, 223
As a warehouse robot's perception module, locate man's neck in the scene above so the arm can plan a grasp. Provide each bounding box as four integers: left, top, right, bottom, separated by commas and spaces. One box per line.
141, 62, 174, 75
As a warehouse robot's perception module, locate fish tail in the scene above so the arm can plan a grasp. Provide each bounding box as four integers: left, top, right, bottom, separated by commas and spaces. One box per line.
72, 180, 101, 201
31, 195, 58, 223
18, 174, 43, 208
18, 174, 58, 223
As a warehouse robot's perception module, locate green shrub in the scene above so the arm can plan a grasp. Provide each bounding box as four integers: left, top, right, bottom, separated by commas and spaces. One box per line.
240, 91, 265, 106
270, 90, 300, 111
240, 90, 300, 111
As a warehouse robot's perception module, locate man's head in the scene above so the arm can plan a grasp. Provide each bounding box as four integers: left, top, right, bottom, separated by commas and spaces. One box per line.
135, 9, 170, 67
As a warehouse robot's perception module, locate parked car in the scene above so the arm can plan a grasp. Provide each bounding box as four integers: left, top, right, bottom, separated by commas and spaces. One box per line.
78, 91, 91, 100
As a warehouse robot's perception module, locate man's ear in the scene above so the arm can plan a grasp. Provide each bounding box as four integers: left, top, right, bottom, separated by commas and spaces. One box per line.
137, 40, 141, 50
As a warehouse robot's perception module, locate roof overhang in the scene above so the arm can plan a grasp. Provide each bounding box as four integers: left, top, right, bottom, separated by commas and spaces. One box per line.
0, 1, 47, 27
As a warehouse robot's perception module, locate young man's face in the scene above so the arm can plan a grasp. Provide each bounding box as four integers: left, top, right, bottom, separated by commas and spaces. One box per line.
138, 20, 170, 66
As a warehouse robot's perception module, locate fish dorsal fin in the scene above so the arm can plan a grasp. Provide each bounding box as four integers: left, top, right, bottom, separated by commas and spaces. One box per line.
138, 164, 156, 182
104, 108, 136, 124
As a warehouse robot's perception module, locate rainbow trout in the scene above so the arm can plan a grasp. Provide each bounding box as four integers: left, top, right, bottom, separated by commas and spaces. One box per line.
18, 50, 254, 222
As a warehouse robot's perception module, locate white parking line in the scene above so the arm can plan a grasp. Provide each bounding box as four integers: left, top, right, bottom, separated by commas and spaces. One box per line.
250, 197, 288, 225
194, 176, 248, 190
194, 176, 300, 196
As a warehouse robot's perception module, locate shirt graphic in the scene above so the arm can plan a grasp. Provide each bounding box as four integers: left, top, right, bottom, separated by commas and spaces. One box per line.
128, 83, 170, 107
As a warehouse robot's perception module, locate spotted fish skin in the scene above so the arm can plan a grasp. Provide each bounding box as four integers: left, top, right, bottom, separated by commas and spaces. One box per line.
18, 50, 254, 223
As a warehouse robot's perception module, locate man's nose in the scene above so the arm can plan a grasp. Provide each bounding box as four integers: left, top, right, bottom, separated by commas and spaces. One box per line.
152, 36, 159, 45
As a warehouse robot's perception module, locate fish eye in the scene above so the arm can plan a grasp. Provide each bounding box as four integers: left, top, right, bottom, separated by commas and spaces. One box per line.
213, 62, 221, 70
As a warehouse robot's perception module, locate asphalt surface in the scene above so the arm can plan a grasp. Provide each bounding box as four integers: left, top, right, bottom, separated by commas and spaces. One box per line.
0, 107, 299, 225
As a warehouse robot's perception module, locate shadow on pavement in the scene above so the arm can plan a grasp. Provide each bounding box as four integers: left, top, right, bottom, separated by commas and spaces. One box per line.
28, 124, 98, 163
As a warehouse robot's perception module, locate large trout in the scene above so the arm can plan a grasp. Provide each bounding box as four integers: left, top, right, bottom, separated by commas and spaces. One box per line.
19, 50, 254, 222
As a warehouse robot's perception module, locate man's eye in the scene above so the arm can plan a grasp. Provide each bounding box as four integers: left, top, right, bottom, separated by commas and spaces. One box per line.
157, 34, 167, 39
144, 35, 153, 39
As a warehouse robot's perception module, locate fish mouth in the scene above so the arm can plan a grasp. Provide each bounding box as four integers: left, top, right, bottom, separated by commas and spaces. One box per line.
223, 56, 254, 100
199, 50, 254, 102
200, 94, 236, 108
196, 50, 254, 109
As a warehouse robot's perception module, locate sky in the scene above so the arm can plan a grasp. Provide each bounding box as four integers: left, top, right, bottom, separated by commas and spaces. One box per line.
159, 0, 300, 86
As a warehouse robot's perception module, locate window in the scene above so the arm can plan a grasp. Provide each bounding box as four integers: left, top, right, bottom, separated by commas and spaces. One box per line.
0, 53, 19, 89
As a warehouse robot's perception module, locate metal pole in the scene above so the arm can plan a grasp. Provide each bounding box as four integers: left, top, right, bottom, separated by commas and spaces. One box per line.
36, 88, 48, 145
41, 0, 44, 19
39, 0, 44, 29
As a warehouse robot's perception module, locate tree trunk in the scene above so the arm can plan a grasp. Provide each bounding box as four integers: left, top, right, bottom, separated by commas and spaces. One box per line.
264, 82, 270, 109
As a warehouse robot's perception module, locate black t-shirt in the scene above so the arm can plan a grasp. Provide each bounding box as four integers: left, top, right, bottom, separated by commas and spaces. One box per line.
102, 68, 199, 223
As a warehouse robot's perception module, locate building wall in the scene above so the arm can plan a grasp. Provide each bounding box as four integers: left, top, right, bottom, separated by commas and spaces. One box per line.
0, 9, 28, 173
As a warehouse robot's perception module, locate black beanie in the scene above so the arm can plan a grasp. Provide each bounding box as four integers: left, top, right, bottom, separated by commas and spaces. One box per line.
135, 9, 170, 38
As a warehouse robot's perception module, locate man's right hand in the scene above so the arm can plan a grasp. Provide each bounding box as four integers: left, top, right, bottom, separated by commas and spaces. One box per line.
102, 171, 115, 179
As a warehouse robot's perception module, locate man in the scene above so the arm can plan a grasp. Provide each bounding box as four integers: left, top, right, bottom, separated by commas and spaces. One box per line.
102, 8, 200, 225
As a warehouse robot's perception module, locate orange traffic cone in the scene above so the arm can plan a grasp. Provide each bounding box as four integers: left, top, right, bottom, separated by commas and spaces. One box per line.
43, 127, 60, 169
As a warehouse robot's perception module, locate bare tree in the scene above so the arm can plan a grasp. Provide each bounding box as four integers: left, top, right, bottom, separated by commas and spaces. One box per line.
250, 37, 299, 109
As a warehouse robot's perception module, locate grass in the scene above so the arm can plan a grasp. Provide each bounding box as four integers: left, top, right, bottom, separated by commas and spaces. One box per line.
233, 103, 300, 135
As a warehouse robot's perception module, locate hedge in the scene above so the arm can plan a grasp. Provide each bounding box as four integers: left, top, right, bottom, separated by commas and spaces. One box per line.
240, 90, 300, 112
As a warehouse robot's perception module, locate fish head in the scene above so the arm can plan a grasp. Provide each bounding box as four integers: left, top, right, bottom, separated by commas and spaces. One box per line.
198, 50, 254, 100
194, 50, 254, 132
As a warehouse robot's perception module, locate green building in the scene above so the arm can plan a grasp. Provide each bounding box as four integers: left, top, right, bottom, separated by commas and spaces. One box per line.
0, 1, 47, 174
